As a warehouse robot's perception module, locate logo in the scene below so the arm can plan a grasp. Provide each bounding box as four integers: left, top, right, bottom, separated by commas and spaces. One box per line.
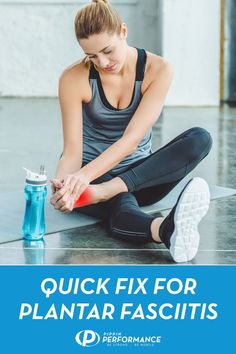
75, 330, 100, 347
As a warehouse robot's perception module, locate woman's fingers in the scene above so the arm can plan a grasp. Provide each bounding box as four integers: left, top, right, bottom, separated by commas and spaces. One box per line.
50, 184, 70, 205
71, 182, 88, 202
64, 175, 79, 195
50, 179, 64, 203
63, 175, 89, 202
50, 178, 64, 189
50, 174, 89, 212
53, 190, 71, 209
55, 190, 75, 213
58, 183, 86, 213
60, 196, 74, 213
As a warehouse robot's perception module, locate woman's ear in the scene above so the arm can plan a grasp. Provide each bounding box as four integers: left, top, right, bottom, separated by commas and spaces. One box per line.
120, 22, 128, 39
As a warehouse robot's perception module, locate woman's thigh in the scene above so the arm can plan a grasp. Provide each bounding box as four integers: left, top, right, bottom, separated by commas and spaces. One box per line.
133, 179, 183, 206
116, 127, 213, 193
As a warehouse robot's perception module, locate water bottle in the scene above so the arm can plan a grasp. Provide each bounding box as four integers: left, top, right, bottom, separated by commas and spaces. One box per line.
22, 165, 47, 240
23, 239, 45, 264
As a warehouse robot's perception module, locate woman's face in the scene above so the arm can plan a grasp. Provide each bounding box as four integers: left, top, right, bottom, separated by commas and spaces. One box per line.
79, 28, 128, 74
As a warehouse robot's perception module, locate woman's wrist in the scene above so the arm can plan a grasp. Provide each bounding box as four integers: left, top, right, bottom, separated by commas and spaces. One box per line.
54, 155, 82, 183
76, 165, 94, 183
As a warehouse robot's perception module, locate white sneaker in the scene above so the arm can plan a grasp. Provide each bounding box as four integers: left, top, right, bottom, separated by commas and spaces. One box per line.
159, 177, 210, 263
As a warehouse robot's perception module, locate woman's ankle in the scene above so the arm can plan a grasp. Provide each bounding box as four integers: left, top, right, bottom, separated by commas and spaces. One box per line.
151, 217, 164, 243
100, 177, 128, 201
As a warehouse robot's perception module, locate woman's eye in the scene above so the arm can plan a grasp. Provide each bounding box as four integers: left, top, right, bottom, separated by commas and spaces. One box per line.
88, 50, 112, 59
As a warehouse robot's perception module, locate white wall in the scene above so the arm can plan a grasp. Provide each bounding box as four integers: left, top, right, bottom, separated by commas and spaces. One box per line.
163, 0, 221, 106
0, 1, 91, 97
0, 0, 221, 105
0, 0, 159, 97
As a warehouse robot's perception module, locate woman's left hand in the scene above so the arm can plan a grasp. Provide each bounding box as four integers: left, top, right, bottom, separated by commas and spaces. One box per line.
50, 171, 90, 213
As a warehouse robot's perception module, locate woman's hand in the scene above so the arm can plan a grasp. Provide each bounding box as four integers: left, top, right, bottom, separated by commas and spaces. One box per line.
50, 178, 71, 212
50, 178, 64, 195
50, 171, 90, 213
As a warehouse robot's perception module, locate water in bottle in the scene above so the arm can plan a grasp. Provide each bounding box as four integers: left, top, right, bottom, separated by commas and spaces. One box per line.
22, 165, 47, 240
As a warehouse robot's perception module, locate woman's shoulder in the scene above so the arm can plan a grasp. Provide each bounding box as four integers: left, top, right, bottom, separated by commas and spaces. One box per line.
60, 59, 89, 83
142, 51, 173, 91
145, 51, 173, 77
59, 59, 91, 100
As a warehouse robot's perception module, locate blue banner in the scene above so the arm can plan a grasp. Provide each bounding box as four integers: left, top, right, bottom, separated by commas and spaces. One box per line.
0, 265, 235, 353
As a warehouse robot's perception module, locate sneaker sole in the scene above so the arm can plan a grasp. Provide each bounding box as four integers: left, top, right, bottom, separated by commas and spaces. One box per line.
169, 177, 210, 263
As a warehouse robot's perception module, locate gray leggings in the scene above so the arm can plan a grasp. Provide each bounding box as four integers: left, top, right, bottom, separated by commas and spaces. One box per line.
79, 127, 213, 243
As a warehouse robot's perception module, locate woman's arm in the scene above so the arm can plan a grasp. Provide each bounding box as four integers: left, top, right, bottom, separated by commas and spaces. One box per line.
52, 67, 86, 182
50, 65, 90, 204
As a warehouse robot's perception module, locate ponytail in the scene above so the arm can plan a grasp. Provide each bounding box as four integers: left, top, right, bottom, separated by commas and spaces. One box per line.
75, 0, 122, 41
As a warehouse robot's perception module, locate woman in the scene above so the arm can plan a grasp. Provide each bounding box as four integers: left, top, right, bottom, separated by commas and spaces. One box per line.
50, 0, 213, 263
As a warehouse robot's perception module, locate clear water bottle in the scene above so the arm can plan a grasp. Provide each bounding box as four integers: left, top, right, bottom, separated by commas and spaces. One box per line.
22, 165, 47, 240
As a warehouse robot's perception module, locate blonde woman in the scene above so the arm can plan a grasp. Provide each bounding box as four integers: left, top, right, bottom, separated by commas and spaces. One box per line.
50, 0, 212, 263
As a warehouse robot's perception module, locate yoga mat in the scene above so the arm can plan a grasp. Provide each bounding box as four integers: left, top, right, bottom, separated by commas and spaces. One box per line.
0, 180, 236, 244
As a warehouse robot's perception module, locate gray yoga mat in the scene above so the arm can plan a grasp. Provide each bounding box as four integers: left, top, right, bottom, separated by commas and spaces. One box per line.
0, 180, 236, 244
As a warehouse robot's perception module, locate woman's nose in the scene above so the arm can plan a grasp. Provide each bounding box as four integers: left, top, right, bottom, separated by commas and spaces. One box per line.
98, 56, 110, 68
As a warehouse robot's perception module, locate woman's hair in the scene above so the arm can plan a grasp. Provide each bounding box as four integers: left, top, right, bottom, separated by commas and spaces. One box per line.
74, 0, 123, 68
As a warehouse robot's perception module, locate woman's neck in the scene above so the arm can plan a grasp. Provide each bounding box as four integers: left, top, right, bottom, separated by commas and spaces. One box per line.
118, 46, 137, 77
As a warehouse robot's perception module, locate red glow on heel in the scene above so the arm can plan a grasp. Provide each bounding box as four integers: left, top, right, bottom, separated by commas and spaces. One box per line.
73, 188, 92, 208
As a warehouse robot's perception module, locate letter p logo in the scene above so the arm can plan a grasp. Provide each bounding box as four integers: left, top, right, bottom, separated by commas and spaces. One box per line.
75, 330, 100, 347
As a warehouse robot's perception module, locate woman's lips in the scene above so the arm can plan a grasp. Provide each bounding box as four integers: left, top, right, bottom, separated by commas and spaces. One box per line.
105, 64, 116, 71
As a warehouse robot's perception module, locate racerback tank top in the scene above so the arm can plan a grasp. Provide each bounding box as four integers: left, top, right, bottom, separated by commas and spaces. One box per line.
82, 47, 153, 174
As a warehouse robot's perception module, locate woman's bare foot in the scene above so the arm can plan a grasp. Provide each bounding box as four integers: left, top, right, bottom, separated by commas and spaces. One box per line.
73, 177, 128, 208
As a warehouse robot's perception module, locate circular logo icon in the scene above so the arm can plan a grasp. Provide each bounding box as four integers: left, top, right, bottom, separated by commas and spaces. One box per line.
75, 330, 100, 347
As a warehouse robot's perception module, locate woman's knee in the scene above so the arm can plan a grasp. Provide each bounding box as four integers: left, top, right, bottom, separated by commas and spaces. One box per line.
187, 127, 213, 161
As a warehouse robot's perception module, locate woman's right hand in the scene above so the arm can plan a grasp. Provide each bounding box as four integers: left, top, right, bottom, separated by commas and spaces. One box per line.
50, 179, 66, 210
50, 178, 75, 213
